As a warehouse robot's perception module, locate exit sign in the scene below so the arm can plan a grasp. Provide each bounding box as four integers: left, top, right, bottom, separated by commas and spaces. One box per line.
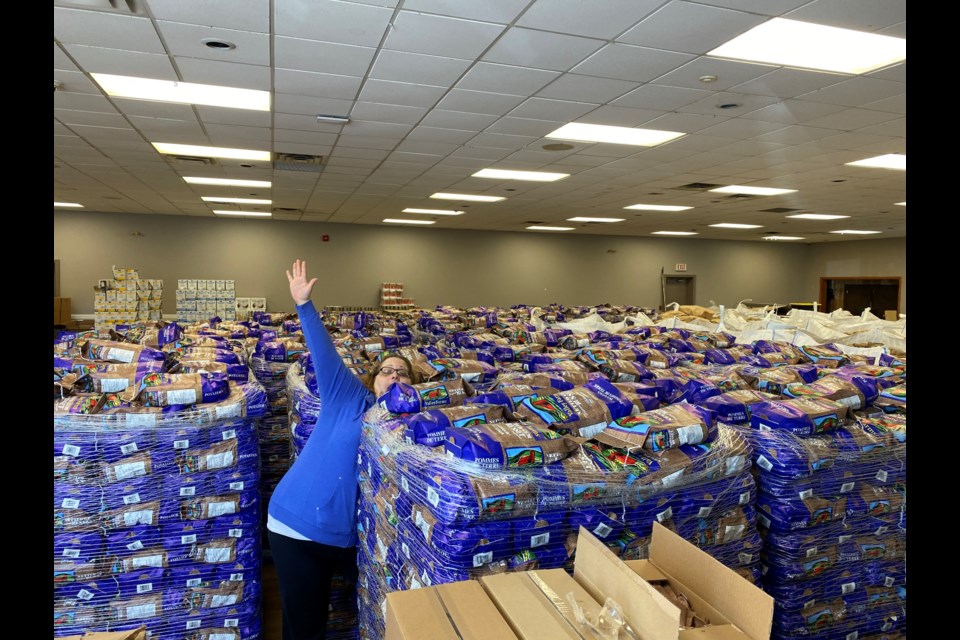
675, 263, 687, 272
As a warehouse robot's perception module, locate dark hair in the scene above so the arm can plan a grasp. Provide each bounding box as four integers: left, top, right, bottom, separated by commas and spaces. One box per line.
360, 353, 420, 392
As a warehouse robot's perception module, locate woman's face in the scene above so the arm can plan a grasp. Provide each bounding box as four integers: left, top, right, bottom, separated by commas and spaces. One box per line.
373, 356, 411, 396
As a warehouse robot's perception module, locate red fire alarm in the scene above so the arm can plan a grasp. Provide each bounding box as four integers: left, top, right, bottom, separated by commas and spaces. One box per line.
322, 234, 329, 242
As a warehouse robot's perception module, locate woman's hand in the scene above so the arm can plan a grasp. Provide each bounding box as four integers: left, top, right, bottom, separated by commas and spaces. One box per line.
287, 259, 317, 306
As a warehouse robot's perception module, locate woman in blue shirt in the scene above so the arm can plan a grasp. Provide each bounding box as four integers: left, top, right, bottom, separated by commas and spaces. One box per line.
267, 259, 419, 640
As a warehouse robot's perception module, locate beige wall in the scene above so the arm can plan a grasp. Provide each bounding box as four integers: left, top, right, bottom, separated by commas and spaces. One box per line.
54, 211, 905, 315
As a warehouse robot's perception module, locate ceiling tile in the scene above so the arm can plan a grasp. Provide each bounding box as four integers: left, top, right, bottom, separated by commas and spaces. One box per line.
508, 97, 599, 121
753, 125, 843, 144
350, 102, 429, 125
127, 115, 206, 137
420, 110, 499, 131
174, 58, 271, 90
275, 0, 393, 46
204, 123, 272, 144
274, 37, 377, 76
482, 27, 605, 72
336, 134, 405, 150
456, 63, 561, 95
158, 21, 269, 65
274, 129, 339, 145
395, 140, 461, 155
678, 92, 782, 117
738, 99, 846, 125
655, 57, 778, 91
61, 45, 177, 79
867, 62, 905, 83
274, 93, 354, 117
485, 117, 565, 137
336, 120, 414, 138
612, 84, 712, 110
405, 127, 477, 144
583, 105, 668, 127
393, 0, 529, 24
52, 69, 102, 95
194, 106, 271, 127
860, 94, 906, 115
695, 117, 787, 138
467, 132, 538, 150
110, 98, 196, 119
692, 0, 811, 13
784, 0, 906, 31
357, 79, 448, 108
54, 109, 131, 128
801, 108, 901, 131
729, 68, 848, 99
619, 2, 766, 54
571, 44, 696, 83
516, 0, 662, 39
55, 7, 165, 53
53, 93, 119, 114
797, 77, 906, 108
852, 117, 905, 138
369, 50, 472, 86
436, 90, 527, 115
385, 11, 506, 58
536, 74, 638, 103
146, 0, 270, 32
643, 111, 731, 134
274, 69, 363, 100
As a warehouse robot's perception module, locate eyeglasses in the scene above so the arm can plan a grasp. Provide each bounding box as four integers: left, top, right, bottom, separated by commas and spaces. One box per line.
377, 366, 410, 379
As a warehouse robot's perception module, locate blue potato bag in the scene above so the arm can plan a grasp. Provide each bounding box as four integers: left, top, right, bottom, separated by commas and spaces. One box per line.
402, 403, 508, 447
750, 397, 849, 436
701, 389, 779, 424
444, 421, 580, 469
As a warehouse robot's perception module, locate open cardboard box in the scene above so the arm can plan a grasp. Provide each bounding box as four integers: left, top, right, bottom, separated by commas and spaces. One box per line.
385, 579, 518, 640
574, 523, 774, 640
481, 567, 633, 640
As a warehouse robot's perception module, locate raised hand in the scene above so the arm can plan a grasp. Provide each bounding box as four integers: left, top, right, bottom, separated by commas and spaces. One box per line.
286, 259, 318, 306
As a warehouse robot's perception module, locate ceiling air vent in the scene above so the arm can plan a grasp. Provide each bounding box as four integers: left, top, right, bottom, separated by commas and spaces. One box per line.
674, 182, 723, 191
172, 155, 217, 166
760, 207, 803, 213
273, 153, 326, 173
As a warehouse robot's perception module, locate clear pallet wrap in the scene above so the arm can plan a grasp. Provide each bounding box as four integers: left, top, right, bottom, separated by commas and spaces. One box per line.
355, 402, 758, 640
737, 408, 906, 640
53, 375, 268, 640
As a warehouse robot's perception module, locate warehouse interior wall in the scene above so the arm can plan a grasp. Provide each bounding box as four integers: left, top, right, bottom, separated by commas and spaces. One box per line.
55, 211, 904, 315
805, 238, 906, 314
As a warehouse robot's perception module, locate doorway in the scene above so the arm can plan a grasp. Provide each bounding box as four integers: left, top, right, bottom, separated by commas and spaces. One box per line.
662, 275, 695, 310
819, 277, 901, 316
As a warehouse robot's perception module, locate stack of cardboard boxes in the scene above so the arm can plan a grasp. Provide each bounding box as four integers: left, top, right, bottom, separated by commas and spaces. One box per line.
92, 266, 163, 332
175, 279, 238, 322
385, 524, 774, 640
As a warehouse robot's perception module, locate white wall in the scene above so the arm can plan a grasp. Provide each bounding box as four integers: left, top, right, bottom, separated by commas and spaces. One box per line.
54, 211, 905, 315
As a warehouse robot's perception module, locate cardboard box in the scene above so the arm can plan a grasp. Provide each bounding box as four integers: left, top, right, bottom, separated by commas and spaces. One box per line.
481, 569, 622, 640
54, 297, 72, 323
385, 580, 517, 640
575, 524, 774, 640
884, 310, 898, 321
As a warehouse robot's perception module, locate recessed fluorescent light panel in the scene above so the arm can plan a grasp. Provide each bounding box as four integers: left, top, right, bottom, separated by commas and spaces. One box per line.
184, 177, 272, 188
787, 213, 850, 220
201, 197, 272, 205
624, 204, 692, 212
829, 230, 882, 235
894, 202, 906, 206
707, 18, 906, 74
472, 169, 569, 182
153, 143, 271, 161
54, 202, 83, 208
845, 154, 906, 171
92, 73, 270, 111
383, 218, 435, 225
764, 236, 805, 241
527, 226, 574, 231
709, 185, 797, 196
652, 231, 698, 236
402, 208, 464, 216
213, 210, 271, 217
545, 123, 685, 147
567, 217, 625, 223
430, 193, 505, 202
709, 223, 762, 229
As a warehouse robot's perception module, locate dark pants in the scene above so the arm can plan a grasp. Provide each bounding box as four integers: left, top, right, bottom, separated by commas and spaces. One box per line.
267, 530, 358, 640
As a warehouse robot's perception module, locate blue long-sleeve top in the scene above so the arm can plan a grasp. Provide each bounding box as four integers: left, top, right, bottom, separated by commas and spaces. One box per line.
267, 301, 374, 547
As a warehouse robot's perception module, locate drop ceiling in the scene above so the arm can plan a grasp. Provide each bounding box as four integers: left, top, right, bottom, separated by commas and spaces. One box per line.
54, 0, 906, 243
